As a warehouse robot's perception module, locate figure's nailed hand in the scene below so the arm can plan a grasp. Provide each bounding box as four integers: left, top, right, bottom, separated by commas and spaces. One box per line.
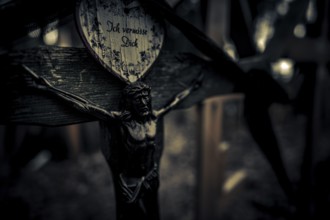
22, 65, 50, 91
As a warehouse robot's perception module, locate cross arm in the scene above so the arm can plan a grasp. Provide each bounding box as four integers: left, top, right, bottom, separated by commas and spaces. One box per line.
154, 71, 204, 117
22, 64, 121, 122
0, 46, 236, 126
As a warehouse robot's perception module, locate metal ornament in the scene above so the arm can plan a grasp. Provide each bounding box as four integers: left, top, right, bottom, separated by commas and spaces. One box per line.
76, 0, 165, 83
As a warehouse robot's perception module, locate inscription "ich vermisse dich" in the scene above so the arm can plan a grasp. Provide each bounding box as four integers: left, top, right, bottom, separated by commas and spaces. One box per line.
107, 21, 148, 48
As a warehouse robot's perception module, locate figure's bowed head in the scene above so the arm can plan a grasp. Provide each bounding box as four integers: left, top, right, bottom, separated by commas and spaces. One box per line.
123, 82, 153, 120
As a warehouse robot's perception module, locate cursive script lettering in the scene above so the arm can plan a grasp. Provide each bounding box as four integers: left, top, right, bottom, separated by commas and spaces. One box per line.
106, 20, 148, 36
121, 36, 138, 47
122, 27, 147, 35
107, 21, 120, 33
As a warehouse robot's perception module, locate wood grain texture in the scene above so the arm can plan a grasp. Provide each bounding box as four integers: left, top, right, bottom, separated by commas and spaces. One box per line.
0, 46, 235, 126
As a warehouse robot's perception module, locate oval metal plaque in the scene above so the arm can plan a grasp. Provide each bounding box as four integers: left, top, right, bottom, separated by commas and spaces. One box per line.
76, 0, 165, 83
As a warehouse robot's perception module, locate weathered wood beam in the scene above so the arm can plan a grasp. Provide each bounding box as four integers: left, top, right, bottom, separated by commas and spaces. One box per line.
239, 37, 330, 70
0, 46, 235, 126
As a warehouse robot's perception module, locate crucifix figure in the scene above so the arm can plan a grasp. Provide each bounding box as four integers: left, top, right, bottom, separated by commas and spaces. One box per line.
23, 65, 203, 220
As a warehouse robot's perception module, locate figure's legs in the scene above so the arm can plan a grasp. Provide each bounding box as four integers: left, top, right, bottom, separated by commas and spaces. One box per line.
113, 172, 160, 220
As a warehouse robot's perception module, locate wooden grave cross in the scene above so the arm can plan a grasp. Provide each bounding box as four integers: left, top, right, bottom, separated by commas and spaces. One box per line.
0, 1, 236, 219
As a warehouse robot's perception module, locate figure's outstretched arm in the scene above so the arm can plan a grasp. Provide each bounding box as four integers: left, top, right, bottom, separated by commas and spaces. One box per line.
155, 71, 204, 117
22, 65, 121, 121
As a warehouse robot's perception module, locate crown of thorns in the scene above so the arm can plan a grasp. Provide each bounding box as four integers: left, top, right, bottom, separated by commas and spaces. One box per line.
123, 82, 151, 98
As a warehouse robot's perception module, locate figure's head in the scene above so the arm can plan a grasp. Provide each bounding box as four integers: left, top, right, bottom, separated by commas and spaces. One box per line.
123, 82, 152, 119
